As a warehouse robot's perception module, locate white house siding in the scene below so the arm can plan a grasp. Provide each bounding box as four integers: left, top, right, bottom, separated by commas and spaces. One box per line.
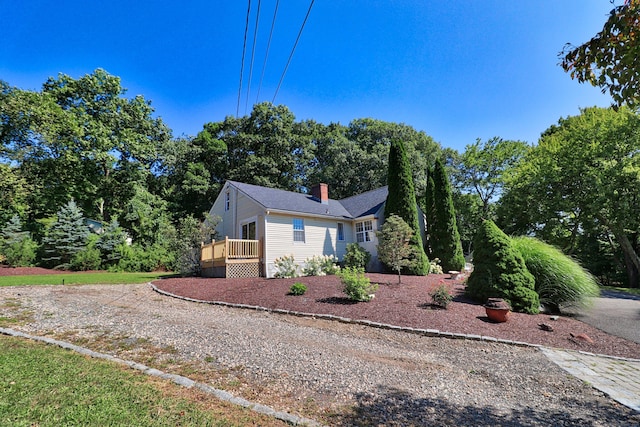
265, 213, 346, 278
209, 184, 265, 240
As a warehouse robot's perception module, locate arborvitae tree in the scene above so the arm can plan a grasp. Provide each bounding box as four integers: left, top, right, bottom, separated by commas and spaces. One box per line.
384, 139, 429, 275
430, 158, 465, 272
424, 168, 436, 259
41, 200, 89, 268
466, 220, 539, 314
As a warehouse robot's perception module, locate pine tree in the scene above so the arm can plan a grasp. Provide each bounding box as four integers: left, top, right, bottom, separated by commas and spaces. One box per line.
42, 200, 89, 268
430, 158, 465, 272
424, 167, 437, 259
0, 215, 24, 250
384, 139, 429, 275
466, 220, 539, 314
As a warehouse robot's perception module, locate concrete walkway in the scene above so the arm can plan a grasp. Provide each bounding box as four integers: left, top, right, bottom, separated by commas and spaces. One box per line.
542, 291, 640, 413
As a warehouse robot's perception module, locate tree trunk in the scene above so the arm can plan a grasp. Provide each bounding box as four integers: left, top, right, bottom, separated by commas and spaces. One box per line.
611, 226, 640, 288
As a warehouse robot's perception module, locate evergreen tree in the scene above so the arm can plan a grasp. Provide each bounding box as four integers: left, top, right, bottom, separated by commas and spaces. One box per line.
424, 167, 437, 259
466, 220, 539, 314
384, 139, 429, 275
430, 158, 465, 272
0, 214, 37, 266
0, 215, 24, 249
41, 200, 88, 268
96, 219, 128, 268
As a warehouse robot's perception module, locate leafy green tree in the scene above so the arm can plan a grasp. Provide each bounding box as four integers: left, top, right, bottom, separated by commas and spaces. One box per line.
430, 159, 465, 272
0, 164, 29, 225
466, 220, 539, 314
41, 200, 88, 269
377, 214, 418, 283
498, 106, 640, 288
384, 139, 429, 275
559, 0, 640, 107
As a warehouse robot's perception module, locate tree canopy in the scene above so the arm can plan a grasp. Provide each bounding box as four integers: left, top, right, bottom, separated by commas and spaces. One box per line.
559, 0, 640, 107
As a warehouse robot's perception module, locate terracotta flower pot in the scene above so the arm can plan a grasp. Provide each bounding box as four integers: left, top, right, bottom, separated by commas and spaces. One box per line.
484, 298, 511, 323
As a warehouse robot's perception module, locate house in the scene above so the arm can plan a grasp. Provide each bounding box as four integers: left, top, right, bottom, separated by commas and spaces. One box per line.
201, 180, 426, 278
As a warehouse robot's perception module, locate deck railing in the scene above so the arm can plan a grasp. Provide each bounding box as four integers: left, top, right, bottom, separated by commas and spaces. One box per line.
201, 237, 261, 263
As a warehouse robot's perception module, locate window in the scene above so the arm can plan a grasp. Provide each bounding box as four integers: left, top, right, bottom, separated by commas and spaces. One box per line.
337, 223, 345, 241
224, 192, 230, 211
241, 221, 256, 240
356, 220, 373, 243
293, 218, 305, 242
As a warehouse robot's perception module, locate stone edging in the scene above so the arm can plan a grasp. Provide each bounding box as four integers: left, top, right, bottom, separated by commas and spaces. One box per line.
150, 283, 640, 363
0, 327, 323, 427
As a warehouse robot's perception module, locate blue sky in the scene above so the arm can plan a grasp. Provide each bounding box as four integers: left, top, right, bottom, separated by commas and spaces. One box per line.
0, 1, 616, 152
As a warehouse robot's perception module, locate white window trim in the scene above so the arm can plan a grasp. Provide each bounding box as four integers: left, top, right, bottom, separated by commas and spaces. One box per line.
337, 222, 345, 241
239, 216, 258, 240
293, 218, 305, 243
356, 220, 373, 243
224, 191, 231, 211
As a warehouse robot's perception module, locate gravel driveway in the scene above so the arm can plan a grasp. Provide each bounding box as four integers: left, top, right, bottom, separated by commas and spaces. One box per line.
1, 283, 638, 426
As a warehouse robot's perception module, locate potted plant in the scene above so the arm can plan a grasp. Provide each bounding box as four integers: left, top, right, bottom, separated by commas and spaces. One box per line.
484, 298, 511, 322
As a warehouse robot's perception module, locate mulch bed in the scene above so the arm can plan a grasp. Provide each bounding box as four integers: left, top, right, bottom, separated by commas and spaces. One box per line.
153, 273, 640, 359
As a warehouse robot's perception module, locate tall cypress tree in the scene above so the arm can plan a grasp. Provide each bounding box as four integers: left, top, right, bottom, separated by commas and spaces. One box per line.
424, 167, 437, 259
384, 139, 429, 275
430, 158, 465, 271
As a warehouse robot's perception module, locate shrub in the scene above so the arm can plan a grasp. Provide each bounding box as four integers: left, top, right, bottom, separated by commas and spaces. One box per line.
116, 243, 170, 272
288, 282, 307, 296
511, 236, 600, 312
430, 281, 453, 309
274, 255, 299, 278
343, 243, 371, 270
338, 267, 378, 302
303, 254, 340, 276
429, 258, 444, 275
4, 237, 38, 267
71, 244, 102, 271
466, 220, 539, 314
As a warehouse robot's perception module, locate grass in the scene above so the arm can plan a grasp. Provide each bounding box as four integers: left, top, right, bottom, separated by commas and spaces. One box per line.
511, 236, 600, 311
0, 271, 173, 287
0, 334, 289, 426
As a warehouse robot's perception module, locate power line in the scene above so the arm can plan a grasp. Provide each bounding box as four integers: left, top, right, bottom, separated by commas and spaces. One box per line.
244, 0, 261, 115
272, 0, 315, 104
236, 0, 252, 117
256, 0, 280, 104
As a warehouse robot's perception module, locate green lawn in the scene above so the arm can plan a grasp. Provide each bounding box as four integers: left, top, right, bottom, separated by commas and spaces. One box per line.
0, 271, 173, 287
0, 335, 288, 426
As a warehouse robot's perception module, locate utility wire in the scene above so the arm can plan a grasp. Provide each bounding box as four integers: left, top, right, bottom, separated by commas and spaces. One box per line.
236, 0, 252, 117
272, 0, 315, 104
256, 0, 280, 104
244, 0, 261, 115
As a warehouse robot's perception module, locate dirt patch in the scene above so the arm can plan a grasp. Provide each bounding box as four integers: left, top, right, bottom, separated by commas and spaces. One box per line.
153, 273, 640, 359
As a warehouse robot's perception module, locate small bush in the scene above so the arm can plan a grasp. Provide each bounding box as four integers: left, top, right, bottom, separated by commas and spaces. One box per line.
303, 254, 340, 276
288, 282, 307, 296
429, 258, 444, 275
3, 237, 38, 267
71, 245, 102, 271
511, 236, 600, 312
116, 243, 170, 272
430, 281, 453, 309
274, 254, 299, 278
338, 267, 378, 302
343, 243, 371, 270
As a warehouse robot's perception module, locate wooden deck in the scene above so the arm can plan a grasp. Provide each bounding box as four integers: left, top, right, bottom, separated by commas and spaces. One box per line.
200, 237, 263, 278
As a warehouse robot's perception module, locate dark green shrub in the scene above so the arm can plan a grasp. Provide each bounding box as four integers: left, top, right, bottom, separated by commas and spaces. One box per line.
71, 238, 102, 271
511, 236, 599, 312
338, 267, 378, 302
384, 139, 430, 275
116, 243, 170, 272
288, 282, 307, 296
429, 282, 453, 309
343, 243, 371, 270
429, 159, 465, 272
466, 220, 539, 314
4, 237, 38, 267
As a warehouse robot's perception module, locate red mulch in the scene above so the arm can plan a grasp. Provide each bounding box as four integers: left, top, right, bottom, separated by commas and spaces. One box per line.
153, 273, 640, 359
0, 266, 74, 276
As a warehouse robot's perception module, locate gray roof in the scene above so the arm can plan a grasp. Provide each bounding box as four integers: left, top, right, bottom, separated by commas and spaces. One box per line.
227, 181, 387, 219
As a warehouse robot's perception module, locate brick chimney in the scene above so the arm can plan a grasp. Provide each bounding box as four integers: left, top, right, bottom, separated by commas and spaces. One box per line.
311, 183, 329, 204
